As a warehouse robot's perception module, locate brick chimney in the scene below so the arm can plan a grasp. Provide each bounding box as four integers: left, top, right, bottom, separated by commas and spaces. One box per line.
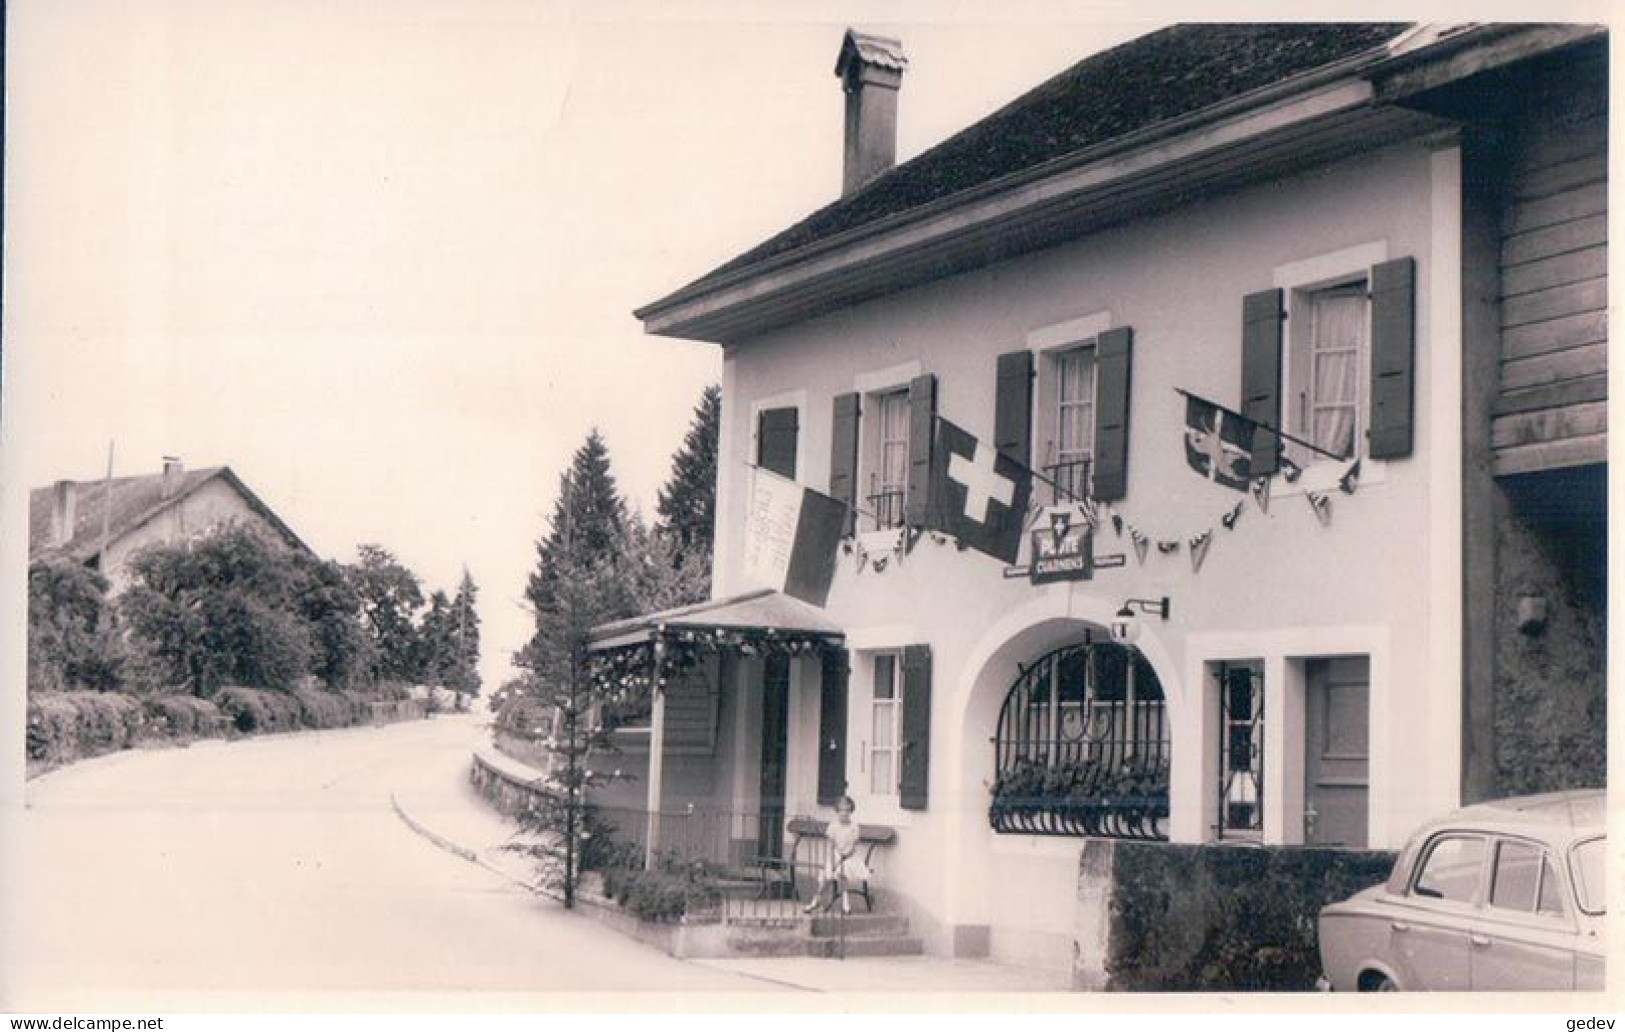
835, 29, 907, 196
161, 456, 185, 499
50, 480, 77, 548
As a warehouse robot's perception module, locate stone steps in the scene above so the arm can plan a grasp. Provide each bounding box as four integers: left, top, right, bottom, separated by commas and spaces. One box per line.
805, 935, 925, 959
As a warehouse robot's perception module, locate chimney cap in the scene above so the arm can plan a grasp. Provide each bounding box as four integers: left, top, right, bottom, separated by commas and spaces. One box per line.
835, 29, 907, 81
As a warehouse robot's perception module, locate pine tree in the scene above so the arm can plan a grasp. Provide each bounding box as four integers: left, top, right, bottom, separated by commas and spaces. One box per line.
517, 430, 628, 688
655, 385, 719, 561
448, 568, 481, 708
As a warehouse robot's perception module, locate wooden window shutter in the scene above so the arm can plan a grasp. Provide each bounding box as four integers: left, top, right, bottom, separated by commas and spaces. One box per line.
829, 393, 861, 534
1241, 288, 1285, 477
898, 644, 932, 811
1091, 327, 1133, 501
1368, 256, 1416, 460
994, 350, 1034, 466
757, 407, 799, 479
904, 374, 937, 527
816, 648, 850, 806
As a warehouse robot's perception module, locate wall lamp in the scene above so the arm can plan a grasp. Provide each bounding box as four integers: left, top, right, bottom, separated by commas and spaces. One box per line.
1116, 597, 1170, 620
1110, 597, 1169, 645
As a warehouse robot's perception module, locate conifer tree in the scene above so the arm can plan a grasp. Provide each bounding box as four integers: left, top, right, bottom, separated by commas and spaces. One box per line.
655, 385, 719, 562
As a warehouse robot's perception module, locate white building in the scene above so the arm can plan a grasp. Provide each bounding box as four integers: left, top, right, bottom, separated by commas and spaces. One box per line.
595, 23, 1608, 972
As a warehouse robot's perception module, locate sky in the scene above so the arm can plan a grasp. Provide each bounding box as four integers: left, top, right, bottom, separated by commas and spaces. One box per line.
2, 0, 1168, 692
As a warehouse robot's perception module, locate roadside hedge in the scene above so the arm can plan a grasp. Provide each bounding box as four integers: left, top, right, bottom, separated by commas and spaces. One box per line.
26, 691, 147, 766
214, 686, 305, 734
27, 685, 427, 776
142, 694, 228, 738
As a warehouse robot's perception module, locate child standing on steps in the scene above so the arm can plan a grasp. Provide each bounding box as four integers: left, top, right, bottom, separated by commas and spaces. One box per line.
804, 795, 870, 914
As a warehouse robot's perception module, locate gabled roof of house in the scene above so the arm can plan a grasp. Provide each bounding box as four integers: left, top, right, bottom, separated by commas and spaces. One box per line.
673, 23, 1409, 295
28, 466, 313, 565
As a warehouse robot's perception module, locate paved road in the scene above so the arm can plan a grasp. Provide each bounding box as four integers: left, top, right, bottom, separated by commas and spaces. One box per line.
3, 714, 767, 1009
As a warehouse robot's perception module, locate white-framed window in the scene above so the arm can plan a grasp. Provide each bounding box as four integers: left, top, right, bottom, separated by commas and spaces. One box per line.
1274, 241, 1388, 471
1290, 279, 1368, 464
1052, 346, 1097, 499
866, 388, 910, 530
868, 652, 901, 796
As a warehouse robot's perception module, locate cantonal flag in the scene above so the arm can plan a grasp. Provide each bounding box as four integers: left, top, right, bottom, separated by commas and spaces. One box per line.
740, 466, 846, 607
1184, 394, 1256, 492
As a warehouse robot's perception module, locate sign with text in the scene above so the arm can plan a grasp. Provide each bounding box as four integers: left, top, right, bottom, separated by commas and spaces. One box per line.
1030, 504, 1094, 584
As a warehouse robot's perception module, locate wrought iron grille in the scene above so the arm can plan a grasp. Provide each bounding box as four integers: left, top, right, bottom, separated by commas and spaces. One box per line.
866, 482, 906, 530
990, 642, 1169, 840
1216, 661, 1265, 838
1042, 457, 1093, 504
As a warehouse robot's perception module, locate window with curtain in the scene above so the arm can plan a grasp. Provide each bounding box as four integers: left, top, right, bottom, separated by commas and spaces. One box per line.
868, 389, 910, 529
869, 652, 900, 795
1052, 347, 1096, 501
1299, 283, 1366, 460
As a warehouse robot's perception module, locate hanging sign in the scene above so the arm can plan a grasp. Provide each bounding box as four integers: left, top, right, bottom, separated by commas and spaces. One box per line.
1030, 504, 1095, 584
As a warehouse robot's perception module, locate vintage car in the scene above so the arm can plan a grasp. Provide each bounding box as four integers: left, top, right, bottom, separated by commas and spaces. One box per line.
1318, 789, 1605, 991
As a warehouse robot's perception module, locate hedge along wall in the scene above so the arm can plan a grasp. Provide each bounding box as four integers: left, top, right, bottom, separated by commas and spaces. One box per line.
1073, 840, 1395, 992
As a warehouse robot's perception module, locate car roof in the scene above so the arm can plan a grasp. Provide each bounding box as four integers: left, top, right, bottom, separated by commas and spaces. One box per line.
1427, 789, 1605, 840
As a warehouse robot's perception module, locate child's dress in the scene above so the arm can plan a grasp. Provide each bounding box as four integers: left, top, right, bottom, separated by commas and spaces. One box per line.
825, 819, 872, 883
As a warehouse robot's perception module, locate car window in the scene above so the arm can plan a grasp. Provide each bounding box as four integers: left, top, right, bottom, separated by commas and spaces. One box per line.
1413, 835, 1486, 904
1490, 839, 1541, 911
1536, 858, 1567, 918
1489, 839, 1567, 919
1570, 837, 1605, 915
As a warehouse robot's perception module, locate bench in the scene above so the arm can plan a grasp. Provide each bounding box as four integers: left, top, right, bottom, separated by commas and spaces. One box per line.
754, 817, 896, 912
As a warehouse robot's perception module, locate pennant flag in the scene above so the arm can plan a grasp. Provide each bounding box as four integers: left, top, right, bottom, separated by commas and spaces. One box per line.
1221, 501, 1243, 531
1250, 475, 1271, 514
1280, 456, 1303, 483
1157, 539, 1181, 555
1183, 394, 1256, 491
1078, 496, 1100, 530
926, 417, 1034, 564
1339, 459, 1362, 495
1190, 530, 1214, 573
1130, 527, 1150, 564
1306, 490, 1333, 526
741, 467, 846, 606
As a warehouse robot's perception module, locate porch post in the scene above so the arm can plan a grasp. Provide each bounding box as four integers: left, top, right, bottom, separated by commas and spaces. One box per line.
644, 629, 668, 871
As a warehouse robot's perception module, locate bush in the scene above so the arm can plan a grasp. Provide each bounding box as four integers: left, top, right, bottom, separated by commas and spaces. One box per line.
213, 686, 304, 734
598, 854, 721, 922
142, 694, 227, 738
25, 690, 146, 765
292, 687, 364, 729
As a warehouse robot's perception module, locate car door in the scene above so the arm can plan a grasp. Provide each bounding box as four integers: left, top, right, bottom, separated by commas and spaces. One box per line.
1391, 833, 1487, 990
1469, 837, 1577, 990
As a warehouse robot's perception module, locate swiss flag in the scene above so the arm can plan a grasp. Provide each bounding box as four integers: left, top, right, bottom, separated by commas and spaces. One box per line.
925, 417, 1032, 564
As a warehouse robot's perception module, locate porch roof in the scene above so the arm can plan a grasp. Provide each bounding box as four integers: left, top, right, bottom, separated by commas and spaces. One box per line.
585, 588, 845, 652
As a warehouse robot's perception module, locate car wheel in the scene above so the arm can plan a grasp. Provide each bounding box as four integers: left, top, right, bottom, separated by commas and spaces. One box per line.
1369, 974, 1399, 992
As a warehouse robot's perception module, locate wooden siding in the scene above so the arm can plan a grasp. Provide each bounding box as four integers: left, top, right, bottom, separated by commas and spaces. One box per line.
1493, 69, 1607, 476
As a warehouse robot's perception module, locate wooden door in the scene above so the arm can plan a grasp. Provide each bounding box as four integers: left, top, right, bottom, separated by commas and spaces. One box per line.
1304, 656, 1369, 847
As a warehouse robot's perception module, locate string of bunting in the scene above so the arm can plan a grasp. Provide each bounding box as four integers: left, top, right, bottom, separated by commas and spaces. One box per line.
586, 626, 841, 702
1099, 455, 1362, 574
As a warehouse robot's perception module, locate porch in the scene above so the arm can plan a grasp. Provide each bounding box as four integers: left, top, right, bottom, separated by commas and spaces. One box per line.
583, 589, 847, 875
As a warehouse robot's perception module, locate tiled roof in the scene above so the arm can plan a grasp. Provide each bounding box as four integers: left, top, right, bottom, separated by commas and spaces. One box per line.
29, 466, 310, 564
696, 23, 1409, 287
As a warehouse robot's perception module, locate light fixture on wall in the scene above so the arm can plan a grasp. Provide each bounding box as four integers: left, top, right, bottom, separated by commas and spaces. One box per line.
1110, 597, 1170, 645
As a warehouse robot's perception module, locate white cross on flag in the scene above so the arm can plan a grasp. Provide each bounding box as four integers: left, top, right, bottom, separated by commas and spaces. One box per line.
926, 417, 1032, 564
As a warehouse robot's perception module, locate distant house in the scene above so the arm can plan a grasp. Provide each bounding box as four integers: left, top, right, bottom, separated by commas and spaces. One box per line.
29, 459, 312, 594
598, 22, 1605, 971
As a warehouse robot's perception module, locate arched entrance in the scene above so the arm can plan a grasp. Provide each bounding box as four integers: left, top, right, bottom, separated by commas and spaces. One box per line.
989, 640, 1169, 840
